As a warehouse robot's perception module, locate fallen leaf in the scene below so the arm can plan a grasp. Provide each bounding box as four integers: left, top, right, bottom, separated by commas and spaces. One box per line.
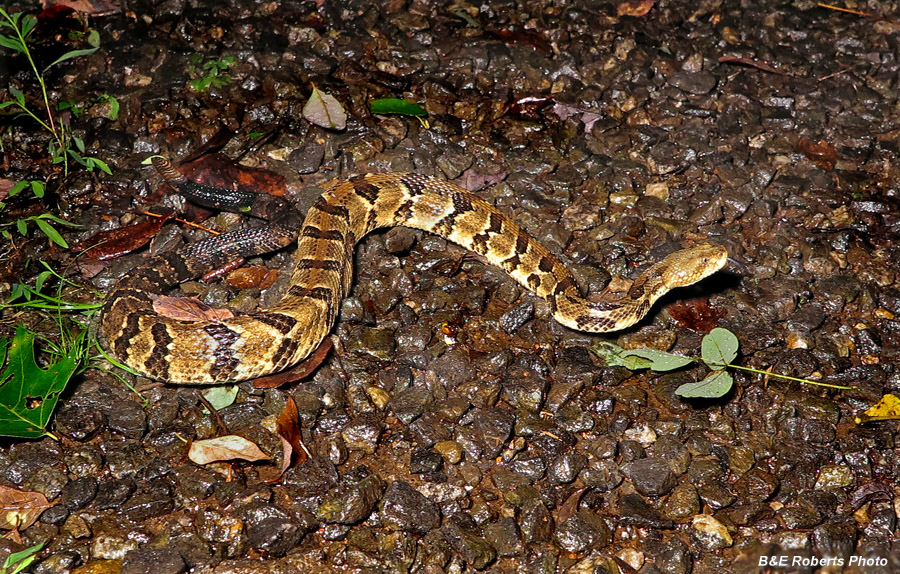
302, 85, 347, 130
152, 295, 235, 322
188, 435, 271, 465
43, 0, 120, 16
557, 488, 587, 524
0, 485, 52, 530
666, 298, 726, 333
202, 386, 239, 411
506, 96, 554, 120
457, 168, 508, 192
226, 266, 279, 290
72, 211, 174, 260
252, 337, 333, 388
796, 137, 838, 171
276, 396, 309, 472
180, 153, 286, 197
718, 55, 784, 75
617, 0, 654, 17
180, 126, 237, 164
855, 394, 900, 423
487, 28, 552, 53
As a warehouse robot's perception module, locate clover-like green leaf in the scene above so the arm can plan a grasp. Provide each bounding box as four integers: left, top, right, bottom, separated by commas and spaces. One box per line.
701, 327, 739, 369
675, 369, 733, 398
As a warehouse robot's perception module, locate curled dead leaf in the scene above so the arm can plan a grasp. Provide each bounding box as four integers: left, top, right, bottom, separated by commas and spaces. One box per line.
188, 435, 271, 465
617, 0, 654, 17
152, 295, 236, 322
797, 137, 838, 171
302, 85, 347, 130
0, 485, 52, 530
72, 211, 173, 260
226, 266, 280, 290
277, 396, 310, 472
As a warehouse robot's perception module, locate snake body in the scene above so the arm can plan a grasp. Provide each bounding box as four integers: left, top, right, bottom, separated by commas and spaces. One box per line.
98, 158, 728, 384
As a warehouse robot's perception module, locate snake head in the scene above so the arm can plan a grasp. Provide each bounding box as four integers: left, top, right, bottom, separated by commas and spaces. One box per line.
659, 243, 729, 288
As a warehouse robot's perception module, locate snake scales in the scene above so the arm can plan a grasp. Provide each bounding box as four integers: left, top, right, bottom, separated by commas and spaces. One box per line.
98, 157, 728, 384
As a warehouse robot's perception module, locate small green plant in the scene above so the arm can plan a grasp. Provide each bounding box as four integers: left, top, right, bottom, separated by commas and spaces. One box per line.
1, 542, 44, 574
0, 263, 139, 438
0, 8, 109, 248
0, 9, 107, 177
593, 328, 856, 399
189, 54, 234, 91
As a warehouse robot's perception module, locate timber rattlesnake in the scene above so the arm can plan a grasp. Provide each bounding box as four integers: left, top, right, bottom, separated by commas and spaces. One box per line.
98, 157, 728, 384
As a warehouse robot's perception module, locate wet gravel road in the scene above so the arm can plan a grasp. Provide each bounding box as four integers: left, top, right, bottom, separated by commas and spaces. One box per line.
2, 0, 900, 572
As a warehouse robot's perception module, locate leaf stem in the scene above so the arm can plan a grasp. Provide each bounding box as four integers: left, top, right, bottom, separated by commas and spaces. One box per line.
726, 363, 856, 390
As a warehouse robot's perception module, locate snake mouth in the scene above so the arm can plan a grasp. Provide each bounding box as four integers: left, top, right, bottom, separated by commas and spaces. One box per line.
724, 257, 748, 275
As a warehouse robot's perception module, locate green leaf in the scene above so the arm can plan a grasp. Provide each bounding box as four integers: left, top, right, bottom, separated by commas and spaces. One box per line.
10, 86, 25, 104
370, 98, 427, 117
20, 14, 37, 37
0, 326, 78, 438
30, 180, 44, 198
675, 369, 734, 398
617, 348, 694, 371
36, 213, 75, 226
16, 219, 27, 236
33, 218, 68, 248
0, 100, 21, 109
0, 34, 25, 53
87, 156, 112, 174
3, 542, 44, 572
202, 386, 239, 411
45, 29, 100, 70
33, 270, 52, 293
9, 181, 28, 196
99, 94, 119, 119
72, 135, 85, 152
592, 342, 653, 370
701, 327, 739, 369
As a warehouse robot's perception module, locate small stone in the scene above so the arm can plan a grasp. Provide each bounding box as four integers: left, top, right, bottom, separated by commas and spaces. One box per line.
623, 459, 678, 496
434, 440, 463, 464
121, 548, 187, 574
814, 465, 853, 489
663, 483, 700, 523
317, 474, 385, 524
691, 514, 732, 550
442, 521, 496, 569
380, 481, 441, 534
554, 509, 612, 553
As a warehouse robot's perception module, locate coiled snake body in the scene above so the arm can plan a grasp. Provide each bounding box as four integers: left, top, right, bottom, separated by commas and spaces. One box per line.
99, 158, 728, 384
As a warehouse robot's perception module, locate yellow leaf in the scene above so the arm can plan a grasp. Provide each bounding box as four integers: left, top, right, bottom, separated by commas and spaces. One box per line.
855, 393, 900, 424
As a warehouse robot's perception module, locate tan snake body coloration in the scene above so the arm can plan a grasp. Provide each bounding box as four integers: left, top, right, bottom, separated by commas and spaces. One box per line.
98, 158, 728, 384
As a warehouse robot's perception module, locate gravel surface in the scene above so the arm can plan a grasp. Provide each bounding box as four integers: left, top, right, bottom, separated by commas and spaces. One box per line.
2, 0, 900, 572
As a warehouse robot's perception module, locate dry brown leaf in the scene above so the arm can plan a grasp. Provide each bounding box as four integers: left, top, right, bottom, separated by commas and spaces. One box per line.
226, 266, 280, 290
797, 137, 838, 171
72, 212, 174, 260
43, 0, 121, 15
276, 396, 309, 472
718, 55, 784, 75
252, 337, 333, 388
666, 298, 726, 333
152, 295, 235, 322
617, 0, 654, 17
0, 485, 52, 530
179, 153, 286, 197
188, 435, 271, 465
